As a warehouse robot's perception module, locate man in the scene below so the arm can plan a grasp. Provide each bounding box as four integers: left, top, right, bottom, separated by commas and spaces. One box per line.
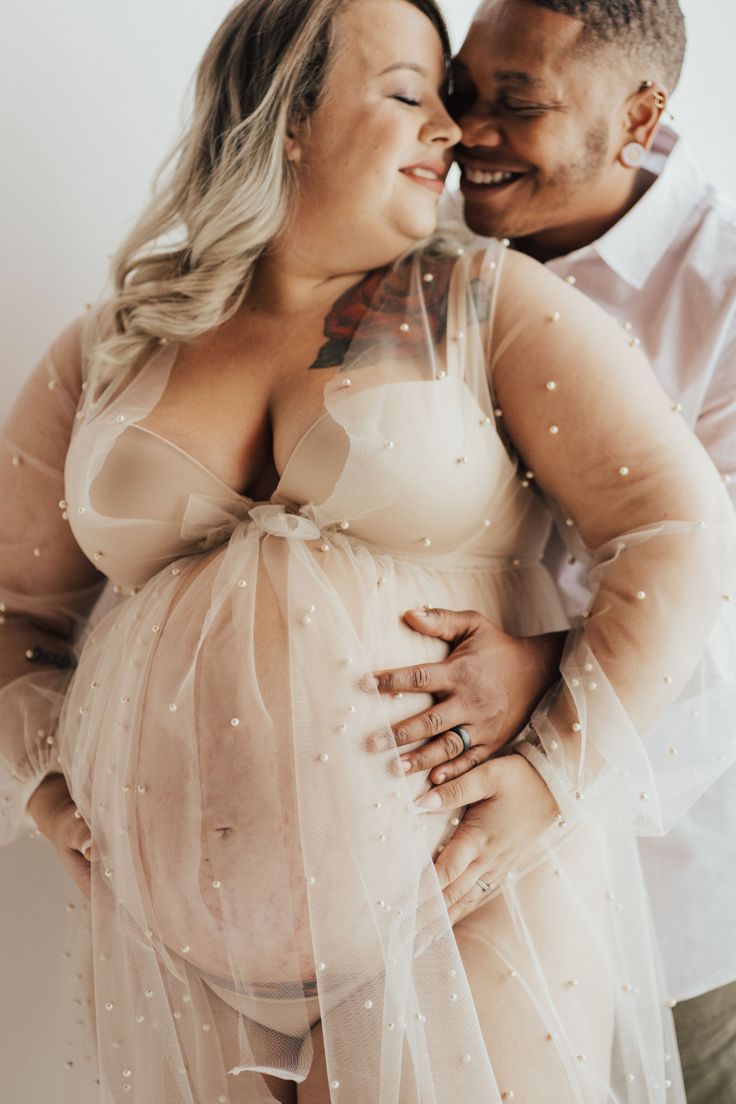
377, 2, 736, 1100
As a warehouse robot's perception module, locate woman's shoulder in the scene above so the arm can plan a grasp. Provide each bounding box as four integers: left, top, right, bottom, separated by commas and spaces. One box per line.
492, 247, 616, 340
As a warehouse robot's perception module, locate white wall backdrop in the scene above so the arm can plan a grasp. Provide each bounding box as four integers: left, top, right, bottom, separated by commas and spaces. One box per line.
1, 1, 734, 1099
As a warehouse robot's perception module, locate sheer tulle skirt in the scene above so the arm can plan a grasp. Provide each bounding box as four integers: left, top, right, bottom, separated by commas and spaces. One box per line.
54, 519, 683, 1103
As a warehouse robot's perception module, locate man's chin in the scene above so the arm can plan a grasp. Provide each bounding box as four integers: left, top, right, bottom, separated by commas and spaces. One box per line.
461, 200, 517, 241
459, 173, 535, 240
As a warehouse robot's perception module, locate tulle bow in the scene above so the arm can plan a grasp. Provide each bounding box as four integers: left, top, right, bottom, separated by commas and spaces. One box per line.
180, 494, 321, 550
248, 503, 322, 541
180, 493, 253, 551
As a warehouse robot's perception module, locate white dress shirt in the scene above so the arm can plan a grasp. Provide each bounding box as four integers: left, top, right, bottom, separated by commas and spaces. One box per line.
544, 127, 736, 1002
444, 125, 736, 1000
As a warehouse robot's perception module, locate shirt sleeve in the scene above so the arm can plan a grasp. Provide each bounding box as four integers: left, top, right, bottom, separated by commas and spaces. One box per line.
696, 321, 736, 505
487, 248, 736, 834
0, 317, 106, 844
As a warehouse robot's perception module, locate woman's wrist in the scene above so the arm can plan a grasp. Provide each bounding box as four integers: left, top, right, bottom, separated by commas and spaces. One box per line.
26, 772, 71, 836
513, 727, 577, 823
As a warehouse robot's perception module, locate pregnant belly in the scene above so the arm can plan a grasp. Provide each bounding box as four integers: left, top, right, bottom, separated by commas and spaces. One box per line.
60, 529, 464, 987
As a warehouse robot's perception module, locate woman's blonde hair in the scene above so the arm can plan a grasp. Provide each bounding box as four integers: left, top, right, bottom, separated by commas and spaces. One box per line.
87, 0, 451, 385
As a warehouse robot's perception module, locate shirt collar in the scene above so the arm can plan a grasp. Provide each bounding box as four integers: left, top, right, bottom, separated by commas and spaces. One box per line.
552, 126, 709, 289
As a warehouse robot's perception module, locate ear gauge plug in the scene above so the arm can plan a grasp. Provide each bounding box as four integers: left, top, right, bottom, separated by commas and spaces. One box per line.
620, 142, 646, 169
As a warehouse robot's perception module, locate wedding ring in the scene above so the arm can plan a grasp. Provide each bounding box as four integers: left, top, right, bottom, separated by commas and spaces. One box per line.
450, 725, 472, 753
476, 878, 492, 894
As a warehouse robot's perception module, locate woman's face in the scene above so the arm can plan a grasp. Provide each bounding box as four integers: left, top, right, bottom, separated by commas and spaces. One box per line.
286, 0, 461, 273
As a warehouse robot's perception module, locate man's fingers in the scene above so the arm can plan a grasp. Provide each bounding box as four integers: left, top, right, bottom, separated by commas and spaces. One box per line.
415, 761, 498, 812
371, 661, 451, 697
428, 745, 494, 785
403, 607, 482, 645
401, 733, 491, 776
395, 715, 465, 755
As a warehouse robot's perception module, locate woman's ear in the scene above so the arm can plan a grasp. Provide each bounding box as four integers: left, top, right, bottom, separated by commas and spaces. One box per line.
285, 135, 302, 164
284, 119, 304, 164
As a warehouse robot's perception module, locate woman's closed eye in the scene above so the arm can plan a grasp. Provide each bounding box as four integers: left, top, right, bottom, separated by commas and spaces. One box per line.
392, 94, 422, 107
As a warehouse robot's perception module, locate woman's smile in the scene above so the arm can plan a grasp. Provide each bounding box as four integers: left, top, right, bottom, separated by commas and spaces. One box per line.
400, 160, 449, 194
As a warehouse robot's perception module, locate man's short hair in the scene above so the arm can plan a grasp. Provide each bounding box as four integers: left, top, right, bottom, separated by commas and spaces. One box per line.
523, 0, 687, 91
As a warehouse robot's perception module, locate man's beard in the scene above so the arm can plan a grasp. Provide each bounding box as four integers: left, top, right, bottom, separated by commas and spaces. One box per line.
463, 119, 612, 242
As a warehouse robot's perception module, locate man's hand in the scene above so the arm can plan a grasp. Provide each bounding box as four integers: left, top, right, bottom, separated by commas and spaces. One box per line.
373, 608, 564, 782
420, 755, 560, 924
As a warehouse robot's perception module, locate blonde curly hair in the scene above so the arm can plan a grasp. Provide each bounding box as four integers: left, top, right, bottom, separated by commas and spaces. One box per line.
85, 0, 451, 386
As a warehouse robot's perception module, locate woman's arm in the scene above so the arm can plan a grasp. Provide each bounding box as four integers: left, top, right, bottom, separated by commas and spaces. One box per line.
0, 316, 106, 845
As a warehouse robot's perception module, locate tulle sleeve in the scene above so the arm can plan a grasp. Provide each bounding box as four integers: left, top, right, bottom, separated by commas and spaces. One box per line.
0, 317, 106, 843
488, 249, 736, 834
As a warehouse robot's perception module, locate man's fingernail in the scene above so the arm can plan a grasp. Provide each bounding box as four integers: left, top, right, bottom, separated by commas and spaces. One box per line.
415, 790, 442, 811
401, 760, 412, 773
436, 772, 447, 784
359, 675, 379, 691
409, 608, 430, 618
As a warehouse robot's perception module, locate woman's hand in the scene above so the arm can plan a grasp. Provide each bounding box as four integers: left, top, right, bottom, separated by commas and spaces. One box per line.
372, 608, 564, 780
27, 774, 94, 900
419, 755, 560, 924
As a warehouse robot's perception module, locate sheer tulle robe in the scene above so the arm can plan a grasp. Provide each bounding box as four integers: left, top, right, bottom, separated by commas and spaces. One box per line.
1, 240, 735, 1103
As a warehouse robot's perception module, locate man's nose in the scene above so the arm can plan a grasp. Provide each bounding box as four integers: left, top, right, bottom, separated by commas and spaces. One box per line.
459, 111, 504, 150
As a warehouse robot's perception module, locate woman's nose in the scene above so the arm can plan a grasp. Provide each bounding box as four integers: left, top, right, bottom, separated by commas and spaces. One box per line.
423, 109, 463, 149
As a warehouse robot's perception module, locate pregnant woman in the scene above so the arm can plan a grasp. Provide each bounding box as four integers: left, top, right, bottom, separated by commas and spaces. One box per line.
1, 0, 733, 1101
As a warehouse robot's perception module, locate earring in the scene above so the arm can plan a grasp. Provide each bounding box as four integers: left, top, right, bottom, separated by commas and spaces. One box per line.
620, 142, 646, 169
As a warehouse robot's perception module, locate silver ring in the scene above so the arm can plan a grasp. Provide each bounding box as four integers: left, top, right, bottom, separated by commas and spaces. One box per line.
476, 878, 492, 894
450, 725, 472, 753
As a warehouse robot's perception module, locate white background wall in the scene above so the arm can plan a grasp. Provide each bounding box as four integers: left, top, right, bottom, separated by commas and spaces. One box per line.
1, 1, 734, 1099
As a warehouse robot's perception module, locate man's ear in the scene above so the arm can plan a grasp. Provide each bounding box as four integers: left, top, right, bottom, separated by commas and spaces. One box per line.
622, 82, 667, 153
